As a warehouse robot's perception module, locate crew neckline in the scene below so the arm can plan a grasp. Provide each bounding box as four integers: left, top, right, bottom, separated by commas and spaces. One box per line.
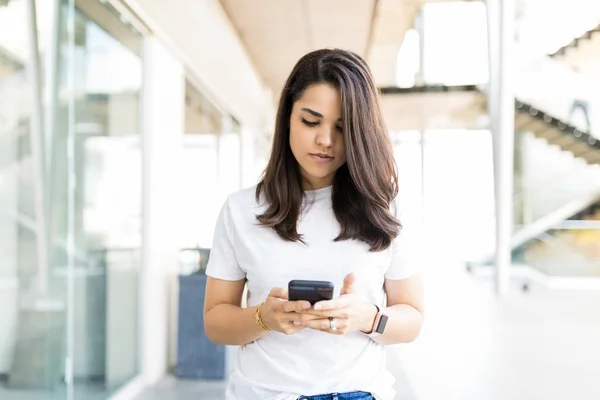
303, 185, 333, 202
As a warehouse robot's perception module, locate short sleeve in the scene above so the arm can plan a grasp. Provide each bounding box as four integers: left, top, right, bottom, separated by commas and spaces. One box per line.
205, 197, 246, 281
384, 201, 425, 280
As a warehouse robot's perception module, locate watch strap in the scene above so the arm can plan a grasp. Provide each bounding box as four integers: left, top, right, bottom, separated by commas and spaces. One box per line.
364, 304, 387, 337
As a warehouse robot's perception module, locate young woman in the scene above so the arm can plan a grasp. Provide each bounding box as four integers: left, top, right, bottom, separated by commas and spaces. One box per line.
203, 48, 424, 400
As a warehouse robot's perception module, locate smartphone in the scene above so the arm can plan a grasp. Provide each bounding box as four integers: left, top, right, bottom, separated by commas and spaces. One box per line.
288, 280, 334, 305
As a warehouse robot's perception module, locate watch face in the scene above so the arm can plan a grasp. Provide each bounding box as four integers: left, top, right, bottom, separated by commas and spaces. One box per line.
376, 314, 388, 334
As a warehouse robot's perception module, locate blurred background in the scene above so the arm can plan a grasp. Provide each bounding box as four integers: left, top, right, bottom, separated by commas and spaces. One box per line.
1, 0, 600, 399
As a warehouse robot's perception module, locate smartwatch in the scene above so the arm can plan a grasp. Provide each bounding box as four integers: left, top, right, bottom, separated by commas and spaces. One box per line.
365, 305, 388, 337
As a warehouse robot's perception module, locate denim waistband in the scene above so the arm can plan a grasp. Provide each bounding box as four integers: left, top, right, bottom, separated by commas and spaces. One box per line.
297, 390, 374, 400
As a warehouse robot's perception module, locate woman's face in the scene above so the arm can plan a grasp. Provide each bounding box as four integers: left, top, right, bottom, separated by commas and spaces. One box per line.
289, 83, 346, 190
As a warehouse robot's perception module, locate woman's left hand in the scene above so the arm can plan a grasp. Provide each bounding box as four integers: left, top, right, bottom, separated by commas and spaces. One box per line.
297, 273, 378, 335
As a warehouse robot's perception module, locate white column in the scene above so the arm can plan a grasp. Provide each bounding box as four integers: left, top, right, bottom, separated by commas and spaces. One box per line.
487, 0, 515, 295
26, 0, 49, 295
141, 37, 184, 384
44, 0, 61, 177
416, 8, 425, 86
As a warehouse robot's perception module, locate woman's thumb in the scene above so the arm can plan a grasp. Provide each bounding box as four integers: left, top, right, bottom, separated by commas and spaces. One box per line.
341, 272, 356, 295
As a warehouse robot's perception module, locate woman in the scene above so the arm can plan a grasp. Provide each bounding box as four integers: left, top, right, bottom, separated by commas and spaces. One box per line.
204, 48, 424, 400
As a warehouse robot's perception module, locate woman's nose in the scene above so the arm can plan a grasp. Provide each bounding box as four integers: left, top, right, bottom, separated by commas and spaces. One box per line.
315, 126, 334, 147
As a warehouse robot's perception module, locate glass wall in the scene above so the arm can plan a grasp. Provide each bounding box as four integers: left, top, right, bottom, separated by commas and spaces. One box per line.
0, 0, 143, 398
180, 81, 242, 250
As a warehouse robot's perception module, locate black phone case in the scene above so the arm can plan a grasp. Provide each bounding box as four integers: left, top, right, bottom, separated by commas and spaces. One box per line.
288, 280, 334, 305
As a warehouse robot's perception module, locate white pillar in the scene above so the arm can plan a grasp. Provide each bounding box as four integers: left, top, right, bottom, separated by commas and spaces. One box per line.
487, 0, 515, 295
26, 0, 49, 295
416, 8, 425, 86
141, 37, 184, 384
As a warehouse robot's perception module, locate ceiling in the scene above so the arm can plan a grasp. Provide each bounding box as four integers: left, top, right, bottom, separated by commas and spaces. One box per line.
219, 0, 376, 99
220, 0, 467, 101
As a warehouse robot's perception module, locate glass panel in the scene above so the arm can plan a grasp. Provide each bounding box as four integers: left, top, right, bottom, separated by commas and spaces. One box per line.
1, 0, 143, 398
60, 3, 143, 397
0, 0, 67, 398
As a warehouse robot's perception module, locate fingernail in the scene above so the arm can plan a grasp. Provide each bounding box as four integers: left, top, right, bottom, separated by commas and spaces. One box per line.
294, 321, 301, 326
314, 304, 321, 310
303, 303, 311, 309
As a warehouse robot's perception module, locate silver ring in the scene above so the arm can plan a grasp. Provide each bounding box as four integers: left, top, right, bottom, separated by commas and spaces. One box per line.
328, 317, 337, 331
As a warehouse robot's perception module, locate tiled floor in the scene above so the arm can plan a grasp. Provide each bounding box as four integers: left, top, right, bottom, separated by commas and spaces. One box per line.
398, 245, 600, 400
134, 377, 227, 400
136, 243, 600, 400
0, 381, 111, 400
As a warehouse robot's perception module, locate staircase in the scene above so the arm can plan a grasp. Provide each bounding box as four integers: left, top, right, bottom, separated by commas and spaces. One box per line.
550, 23, 600, 74
517, 203, 600, 278
515, 101, 600, 167
468, 41, 600, 283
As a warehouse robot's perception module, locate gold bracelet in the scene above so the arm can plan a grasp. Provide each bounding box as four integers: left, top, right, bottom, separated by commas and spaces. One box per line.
254, 302, 271, 332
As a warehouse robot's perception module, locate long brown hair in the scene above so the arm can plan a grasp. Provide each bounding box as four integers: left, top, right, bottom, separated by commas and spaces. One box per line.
256, 48, 400, 251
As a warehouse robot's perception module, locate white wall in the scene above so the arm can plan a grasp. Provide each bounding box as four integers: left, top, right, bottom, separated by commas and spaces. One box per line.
127, 0, 272, 133
141, 37, 185, 385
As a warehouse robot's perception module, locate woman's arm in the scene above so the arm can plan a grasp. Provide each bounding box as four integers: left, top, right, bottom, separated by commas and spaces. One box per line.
371, 275, 424, 345
203, 277, 267, 345
204, 277, 317, 346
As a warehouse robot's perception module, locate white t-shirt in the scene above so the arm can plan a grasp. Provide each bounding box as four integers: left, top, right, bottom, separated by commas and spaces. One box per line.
205, 185, 421, 400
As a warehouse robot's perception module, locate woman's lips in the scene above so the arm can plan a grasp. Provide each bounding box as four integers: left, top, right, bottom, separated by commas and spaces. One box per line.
310, 153, 334, 164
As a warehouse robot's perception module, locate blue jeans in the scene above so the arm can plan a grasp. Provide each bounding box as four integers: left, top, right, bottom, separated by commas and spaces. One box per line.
297, 391, 375, 400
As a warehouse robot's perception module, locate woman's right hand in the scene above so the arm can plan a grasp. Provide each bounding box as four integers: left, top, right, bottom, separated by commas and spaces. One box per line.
259, 287, 318, 335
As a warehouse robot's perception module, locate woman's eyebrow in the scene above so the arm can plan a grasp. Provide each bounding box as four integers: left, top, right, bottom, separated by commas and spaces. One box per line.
301, 107, 342, 122
301, 107, 323, 118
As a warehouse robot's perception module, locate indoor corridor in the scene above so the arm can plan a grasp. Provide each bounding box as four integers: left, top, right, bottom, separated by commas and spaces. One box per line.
136, 235, 600, 400
3, 1, 600, 399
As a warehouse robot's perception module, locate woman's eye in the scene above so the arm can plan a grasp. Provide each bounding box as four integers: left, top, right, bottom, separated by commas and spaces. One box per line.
336, 125, 343, 133
301, 118, 318, 127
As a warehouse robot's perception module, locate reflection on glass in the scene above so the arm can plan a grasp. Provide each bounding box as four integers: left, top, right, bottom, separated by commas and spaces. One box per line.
63, 5, 143, 396
0, 0, 33, 395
